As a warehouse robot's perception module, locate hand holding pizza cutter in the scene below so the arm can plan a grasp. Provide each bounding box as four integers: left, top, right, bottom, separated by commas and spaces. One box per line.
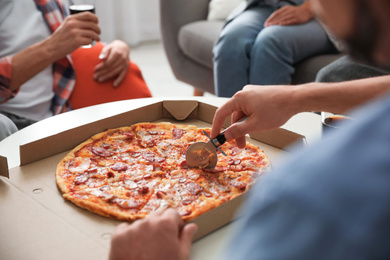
186, 117, 247, 169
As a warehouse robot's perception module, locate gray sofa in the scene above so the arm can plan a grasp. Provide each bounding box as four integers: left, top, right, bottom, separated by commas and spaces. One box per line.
159, 0, 342, 96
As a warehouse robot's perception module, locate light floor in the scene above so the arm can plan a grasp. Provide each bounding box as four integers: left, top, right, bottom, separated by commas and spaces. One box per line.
130, 40, 215, 98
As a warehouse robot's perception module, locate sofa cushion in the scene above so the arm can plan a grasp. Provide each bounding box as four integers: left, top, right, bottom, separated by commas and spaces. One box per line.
178, 20, 223, 69
207, 0, 244, 21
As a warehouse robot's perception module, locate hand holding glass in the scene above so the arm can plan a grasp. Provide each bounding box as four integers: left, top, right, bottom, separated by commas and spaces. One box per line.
68, 0, 96, 48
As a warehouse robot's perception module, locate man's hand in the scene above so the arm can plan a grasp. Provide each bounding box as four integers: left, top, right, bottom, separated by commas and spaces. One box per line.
46, 12, 101, 60
211, 85, 297, 148
264, 2, 314, 27
93, 40, 130, 87
109, 209, 198, 260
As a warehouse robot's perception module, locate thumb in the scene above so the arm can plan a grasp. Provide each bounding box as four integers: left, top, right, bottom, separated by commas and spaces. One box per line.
180, 223, 198, 249
99, 46, 110, 60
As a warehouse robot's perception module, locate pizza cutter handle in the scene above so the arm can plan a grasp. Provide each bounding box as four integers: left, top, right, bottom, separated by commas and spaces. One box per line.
215, 116, 248, 147
213, 132, 227, 147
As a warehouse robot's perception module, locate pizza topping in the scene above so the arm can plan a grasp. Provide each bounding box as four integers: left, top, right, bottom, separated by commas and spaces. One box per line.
106, 171, 115, 178
110, 162, 128, 172
187, 170, 200, 180
137, 186, 149, 194
124, 179, 138, 189
203, 191, 213, 197
179, 209, 192, 216
230, 147, 243, 156
148, 130, 160, 135
187, 182, 202, 195
91, 147, 115, 157
172, 128, 186, 139
182, 199, 193, 205
86, 167, 98, 173
179, 177, 187, 183
99, 185, 110, 191
68, 158, 91, 174
227, 159, 241, 165
131, 152, 142, 158
74, 175, 89, 185
142, 152, 165, 164
120, 132, 135, 140
143, 173, 152, 179
114, 198, 142, 209
180, 160, 188, 169
170, 170, 183, 179
203, 166, 225, 173
229, 165, 244, 172
156, 191, 167, 199
231, 179, 247, 190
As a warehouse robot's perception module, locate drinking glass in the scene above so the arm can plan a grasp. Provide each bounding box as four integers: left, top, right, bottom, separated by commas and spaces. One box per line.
68, 0, 96, 48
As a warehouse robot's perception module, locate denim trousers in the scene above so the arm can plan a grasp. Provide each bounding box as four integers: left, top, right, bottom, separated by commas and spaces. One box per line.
213, 5, 338, 97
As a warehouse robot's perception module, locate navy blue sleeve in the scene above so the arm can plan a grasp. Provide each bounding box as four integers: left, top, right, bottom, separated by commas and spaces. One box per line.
222, 92, 390, 260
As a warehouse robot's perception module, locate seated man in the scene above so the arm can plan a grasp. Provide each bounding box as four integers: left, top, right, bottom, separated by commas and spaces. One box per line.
0, 0, 151, 141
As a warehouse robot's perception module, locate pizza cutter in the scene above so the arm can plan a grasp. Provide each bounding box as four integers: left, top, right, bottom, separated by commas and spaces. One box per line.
186, 116, 247, 169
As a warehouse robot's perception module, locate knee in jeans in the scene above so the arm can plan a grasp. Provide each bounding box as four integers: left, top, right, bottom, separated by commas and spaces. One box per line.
255, 27, 290, 53
213, 33, 253, 60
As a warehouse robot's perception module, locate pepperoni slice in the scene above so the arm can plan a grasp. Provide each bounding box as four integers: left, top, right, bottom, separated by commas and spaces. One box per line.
90, 147, 114, 157
124, 132, 135, 140
187, 182, 202, 195
203, 166, 225, 173
106, 171, 115, 178
182, 199, 193, 205
74, 175, 89, 185
136, 186, 149, 194
179, 209, 192, 217
110, 162, 128, 172
143, 152, 166, 164
156, 191, 167, 199
180, 160, 188, 169
231, 180, 247, 190
173, 128, 187, 140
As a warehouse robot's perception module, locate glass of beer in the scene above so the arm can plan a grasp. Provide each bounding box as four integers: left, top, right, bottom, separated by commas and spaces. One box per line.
68, 0, 96, 48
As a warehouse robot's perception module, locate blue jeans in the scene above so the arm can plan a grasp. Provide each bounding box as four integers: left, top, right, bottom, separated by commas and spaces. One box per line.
213, 5, 338, 97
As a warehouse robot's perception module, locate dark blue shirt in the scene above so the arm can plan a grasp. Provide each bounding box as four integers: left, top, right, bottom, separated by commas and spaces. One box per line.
224, 91, 390, 260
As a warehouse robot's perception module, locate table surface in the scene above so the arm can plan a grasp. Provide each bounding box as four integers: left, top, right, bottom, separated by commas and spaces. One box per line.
0, 97, 322, 260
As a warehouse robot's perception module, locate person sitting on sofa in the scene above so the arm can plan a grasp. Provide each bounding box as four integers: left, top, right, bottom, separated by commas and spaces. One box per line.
213, 0, 339, 97
0, 0, 151, 141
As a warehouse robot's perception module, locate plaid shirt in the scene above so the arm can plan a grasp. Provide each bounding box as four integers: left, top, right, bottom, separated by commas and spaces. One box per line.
0, 0, 75, 115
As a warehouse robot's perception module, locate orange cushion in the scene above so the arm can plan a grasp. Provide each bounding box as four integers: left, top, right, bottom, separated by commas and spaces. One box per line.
70, 42, 152, 109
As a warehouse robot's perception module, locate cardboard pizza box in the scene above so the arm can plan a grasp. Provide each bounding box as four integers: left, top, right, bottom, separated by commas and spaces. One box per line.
0, 100, 306, 260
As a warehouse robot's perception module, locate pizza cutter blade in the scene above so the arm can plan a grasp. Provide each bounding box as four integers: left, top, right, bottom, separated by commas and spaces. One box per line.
186, 116, 248, 169
186, 130, 227, 169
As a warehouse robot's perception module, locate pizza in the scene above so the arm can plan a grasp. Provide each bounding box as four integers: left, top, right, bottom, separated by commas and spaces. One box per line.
55, 122, 270, 221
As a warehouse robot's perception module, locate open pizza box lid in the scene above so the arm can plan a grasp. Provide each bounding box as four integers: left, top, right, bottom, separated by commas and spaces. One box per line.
0, 100, 306, 260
